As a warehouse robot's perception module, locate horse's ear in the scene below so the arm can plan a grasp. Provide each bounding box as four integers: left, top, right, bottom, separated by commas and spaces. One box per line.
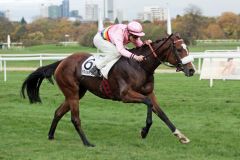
175, 32, 181, 38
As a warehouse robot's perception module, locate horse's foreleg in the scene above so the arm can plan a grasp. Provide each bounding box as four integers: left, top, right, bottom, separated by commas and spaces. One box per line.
141, 98, 153, 139
48, 101, 69, 140
69, 99, 95, 147
121, 90, 153, 139
149, 92, 190, 144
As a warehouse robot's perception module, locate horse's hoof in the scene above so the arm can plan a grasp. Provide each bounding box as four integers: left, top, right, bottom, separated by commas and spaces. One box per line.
140, 128, 147, 139
84, 143, 95, 147
48, 136, 54, 140
173, 129, 190, 144
179, 137, 190, 144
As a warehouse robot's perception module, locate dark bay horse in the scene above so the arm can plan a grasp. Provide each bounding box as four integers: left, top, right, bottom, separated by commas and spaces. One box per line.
21, 33, 195, 147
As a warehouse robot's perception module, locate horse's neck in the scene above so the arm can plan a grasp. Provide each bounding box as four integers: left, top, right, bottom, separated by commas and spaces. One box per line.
130, 42, 161, 74
128, 45, 149, 61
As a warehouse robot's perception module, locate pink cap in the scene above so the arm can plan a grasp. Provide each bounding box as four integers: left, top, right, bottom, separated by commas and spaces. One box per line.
127, 21, 145, 37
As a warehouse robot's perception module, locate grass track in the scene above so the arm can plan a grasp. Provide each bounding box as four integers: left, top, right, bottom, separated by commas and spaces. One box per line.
0, 72, 240, 160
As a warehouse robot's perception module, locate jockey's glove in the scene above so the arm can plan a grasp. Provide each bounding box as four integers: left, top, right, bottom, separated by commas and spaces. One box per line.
134, 55, 145, 62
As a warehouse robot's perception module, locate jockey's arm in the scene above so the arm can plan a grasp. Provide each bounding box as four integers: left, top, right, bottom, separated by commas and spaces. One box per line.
114, 39, 134, 58
114, 38, 144, 62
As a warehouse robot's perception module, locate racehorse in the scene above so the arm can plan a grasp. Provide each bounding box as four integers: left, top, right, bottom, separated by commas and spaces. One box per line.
21, 33, 195, 147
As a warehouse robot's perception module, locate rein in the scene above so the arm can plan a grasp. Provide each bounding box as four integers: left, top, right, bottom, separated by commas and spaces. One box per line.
147, 43, 157, 58
154, 33, 173, 52
144, 33, 173, 59
145, 34, 185, 70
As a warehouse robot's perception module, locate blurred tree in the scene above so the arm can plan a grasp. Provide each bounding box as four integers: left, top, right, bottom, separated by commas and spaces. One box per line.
49, 19, 74, 41
23, 31, 44, 46
173, 4, 204, 45
20, 17, 27, 25
114, 17, 119, 24
0, 17, 14, 42
73, 20, 81, 27
14, 25, 27, 41
1, 9, 239, 47
142, 23, 165, 41
143, 20, 151, 24
217, 12, 240, 38
205, 23, 225, 39
78, 23, 97, 47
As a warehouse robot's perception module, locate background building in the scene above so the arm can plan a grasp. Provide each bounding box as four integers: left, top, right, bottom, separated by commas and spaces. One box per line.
116, 9, 123, 23
85, 4, 98, 21
142, 6, 166, 22
48, 5, 61, 19
70, 10, 79, 17
85, 0, 115, 21
0, 10, 10, 19
0, 11, 5, 17
107, 0, 114, 21
62, 0, 70, 17
40, 4, 48, 18
47, 0, 72, 19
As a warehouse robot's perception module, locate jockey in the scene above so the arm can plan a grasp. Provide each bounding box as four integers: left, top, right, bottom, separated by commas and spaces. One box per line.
90, 21, 152, 76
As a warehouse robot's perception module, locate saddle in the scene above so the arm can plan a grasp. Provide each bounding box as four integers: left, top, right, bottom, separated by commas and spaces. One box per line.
81, 55, 120, 79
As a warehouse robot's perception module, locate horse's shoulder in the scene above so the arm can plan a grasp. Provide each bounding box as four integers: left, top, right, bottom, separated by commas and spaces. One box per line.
70, 52, 91, 58
65, 52, 91, 63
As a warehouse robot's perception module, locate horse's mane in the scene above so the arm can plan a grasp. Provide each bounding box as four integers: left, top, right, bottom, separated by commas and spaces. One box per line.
128, 37, 168, 55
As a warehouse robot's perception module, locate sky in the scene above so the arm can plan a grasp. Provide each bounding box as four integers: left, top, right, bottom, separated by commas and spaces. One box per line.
0, 0, 239, 22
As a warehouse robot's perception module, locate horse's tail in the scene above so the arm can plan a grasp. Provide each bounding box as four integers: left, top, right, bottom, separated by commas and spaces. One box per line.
21, 61, 62, 103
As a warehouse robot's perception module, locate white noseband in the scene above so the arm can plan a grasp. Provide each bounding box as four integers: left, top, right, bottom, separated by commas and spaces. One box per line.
181, 55, 194, 65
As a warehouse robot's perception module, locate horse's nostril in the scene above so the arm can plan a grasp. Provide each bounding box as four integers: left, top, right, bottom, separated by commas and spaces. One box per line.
189, 69, 195, 75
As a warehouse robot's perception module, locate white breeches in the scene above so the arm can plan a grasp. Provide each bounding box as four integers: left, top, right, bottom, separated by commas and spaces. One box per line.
93, 33, 121, 69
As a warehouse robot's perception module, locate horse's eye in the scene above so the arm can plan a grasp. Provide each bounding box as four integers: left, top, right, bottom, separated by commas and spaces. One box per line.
177, 48, 182, 52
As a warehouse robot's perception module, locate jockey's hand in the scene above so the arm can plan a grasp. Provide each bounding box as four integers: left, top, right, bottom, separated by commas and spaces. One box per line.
144, 39, 152, 45
134, 55, 145, 62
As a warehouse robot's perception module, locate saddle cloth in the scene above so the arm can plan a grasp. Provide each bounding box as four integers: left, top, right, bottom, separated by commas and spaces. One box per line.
81, 54, 120, 79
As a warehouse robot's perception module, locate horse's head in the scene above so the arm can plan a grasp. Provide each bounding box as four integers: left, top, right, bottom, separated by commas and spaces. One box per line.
154, 33, 195, 77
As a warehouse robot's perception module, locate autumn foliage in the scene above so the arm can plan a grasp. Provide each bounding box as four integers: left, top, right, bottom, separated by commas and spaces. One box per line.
0, 10, 239, 47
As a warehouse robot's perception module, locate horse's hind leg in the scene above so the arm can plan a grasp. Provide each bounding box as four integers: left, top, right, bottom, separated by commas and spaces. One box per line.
68, 98, 95, 147
48, 101, 70, 140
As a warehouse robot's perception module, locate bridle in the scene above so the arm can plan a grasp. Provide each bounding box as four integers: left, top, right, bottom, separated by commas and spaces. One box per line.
145, 34, 185, 71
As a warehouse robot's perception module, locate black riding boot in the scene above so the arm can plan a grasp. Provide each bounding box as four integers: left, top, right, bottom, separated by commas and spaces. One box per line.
90, 66, 101, 77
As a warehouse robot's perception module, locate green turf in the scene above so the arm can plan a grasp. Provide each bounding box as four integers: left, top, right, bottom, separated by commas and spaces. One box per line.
0, 72, 239, 160
0, 44, 97, 68
190, 41, 240, 52
0, 44, 97, 54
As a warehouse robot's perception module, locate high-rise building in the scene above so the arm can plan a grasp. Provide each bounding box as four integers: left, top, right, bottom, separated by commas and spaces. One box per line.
78, 0, 86, 19
107, 0, 114, 21
47, 0, 70, 19
0, 11, 5, 17
48, 5, 61, 19
85, 4, 98, 21
70, 10, 79, 17
116, 9, 123, 23
40, 4, 48, 18
4, 10, 10, 19
85, 0, 114, 21
0, 10, 10, 19
137, 12, 144, 21
143, 6, 166, 22
62, 0, 69, 17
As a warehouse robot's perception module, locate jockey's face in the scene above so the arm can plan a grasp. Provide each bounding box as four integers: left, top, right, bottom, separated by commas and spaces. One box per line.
129, 34, 139, 42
